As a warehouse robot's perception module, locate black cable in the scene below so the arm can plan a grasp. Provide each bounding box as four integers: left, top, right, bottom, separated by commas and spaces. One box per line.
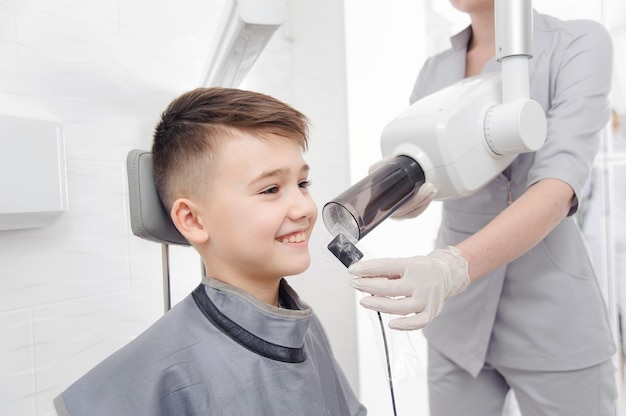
376, 310, 398, 416
331, 247, 398, 414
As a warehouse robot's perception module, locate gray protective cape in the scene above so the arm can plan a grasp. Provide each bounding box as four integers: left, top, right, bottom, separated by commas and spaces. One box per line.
54, 277, 366, 416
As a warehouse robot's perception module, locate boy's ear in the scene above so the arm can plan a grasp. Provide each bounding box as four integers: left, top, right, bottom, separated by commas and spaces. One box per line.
170, 198, 209, 244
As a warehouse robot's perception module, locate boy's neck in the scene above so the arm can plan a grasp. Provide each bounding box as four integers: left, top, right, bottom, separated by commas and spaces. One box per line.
254, 283, 281, 307
211, 274, 282, 306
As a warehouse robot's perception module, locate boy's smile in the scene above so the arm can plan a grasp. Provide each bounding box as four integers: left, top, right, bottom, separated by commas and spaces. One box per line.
276, 230, 308, 244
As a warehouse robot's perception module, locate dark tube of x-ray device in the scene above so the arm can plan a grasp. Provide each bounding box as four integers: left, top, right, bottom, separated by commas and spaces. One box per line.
322, 155, 425, 242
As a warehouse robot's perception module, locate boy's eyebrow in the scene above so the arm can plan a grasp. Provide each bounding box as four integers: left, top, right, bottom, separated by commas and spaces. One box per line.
249, 164, 310, 186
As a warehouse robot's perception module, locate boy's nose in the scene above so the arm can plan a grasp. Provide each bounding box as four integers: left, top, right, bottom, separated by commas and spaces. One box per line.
289, 192, 318, 220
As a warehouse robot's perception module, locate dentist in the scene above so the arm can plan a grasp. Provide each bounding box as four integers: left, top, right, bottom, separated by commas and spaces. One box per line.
348, 1, 617, 415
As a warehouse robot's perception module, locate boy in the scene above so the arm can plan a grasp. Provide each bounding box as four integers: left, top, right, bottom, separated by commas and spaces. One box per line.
54, 87, 366, 416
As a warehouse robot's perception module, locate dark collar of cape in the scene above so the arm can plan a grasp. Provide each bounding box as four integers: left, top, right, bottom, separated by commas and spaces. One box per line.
191, 283, 307, 363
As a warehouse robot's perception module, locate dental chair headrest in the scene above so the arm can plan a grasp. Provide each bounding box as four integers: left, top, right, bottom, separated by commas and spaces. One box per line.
126, 149, 189, 246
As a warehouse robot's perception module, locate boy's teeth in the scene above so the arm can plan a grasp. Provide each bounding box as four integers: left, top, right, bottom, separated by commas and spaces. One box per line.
280, 233, 306, 243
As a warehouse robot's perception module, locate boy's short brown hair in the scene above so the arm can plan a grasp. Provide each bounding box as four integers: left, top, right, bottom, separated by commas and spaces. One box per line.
152, 87, 310, 210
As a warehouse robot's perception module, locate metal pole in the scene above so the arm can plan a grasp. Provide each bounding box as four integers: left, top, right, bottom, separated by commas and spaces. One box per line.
161, 243, 172, 312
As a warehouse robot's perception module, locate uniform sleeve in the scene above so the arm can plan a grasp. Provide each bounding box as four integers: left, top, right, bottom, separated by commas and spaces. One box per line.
528, 20, 614, 215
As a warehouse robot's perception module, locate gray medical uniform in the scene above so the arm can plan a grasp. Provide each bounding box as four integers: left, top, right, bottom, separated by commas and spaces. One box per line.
54, 277, 366, 416
412, 11, 616, 415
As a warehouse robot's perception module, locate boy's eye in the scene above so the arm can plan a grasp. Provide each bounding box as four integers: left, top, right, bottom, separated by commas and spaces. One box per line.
259, 181, 310, 195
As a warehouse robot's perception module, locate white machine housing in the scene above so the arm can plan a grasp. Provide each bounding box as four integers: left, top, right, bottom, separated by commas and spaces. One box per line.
380, 0, 546, 200
380, 71, 546, 200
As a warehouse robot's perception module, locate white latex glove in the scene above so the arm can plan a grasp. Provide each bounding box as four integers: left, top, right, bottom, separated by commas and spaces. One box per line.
367, 157, 437, 219
348, 246, 470, 330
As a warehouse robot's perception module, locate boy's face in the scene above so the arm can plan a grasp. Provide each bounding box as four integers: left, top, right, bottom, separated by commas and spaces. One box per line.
198, 132, 318, 287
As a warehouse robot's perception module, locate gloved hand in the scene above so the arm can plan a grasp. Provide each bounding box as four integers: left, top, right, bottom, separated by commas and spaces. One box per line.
348, 246, 470, 330
367, 157, 437, 219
